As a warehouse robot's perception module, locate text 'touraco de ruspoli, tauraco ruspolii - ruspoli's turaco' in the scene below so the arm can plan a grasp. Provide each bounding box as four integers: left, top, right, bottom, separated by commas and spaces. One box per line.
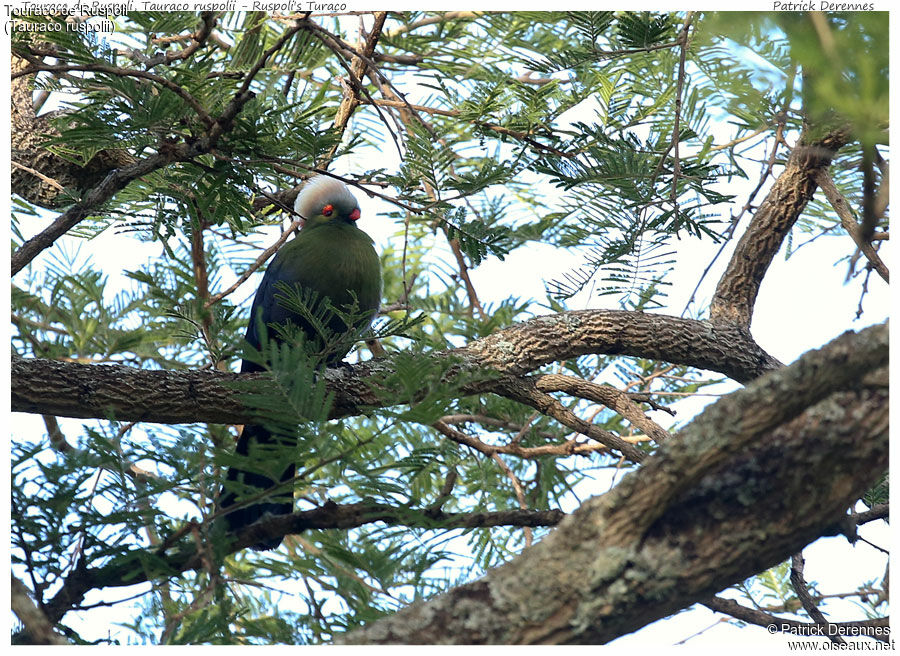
217, 175, 382, 550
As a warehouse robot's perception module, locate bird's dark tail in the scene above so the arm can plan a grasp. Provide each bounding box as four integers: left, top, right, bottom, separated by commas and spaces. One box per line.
218, 423, 294, 551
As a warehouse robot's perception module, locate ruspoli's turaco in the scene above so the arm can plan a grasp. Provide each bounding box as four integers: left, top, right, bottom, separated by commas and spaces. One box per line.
218, 175, 382, 550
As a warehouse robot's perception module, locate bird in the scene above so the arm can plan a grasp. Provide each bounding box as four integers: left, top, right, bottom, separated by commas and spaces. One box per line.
218, 175, 382, 550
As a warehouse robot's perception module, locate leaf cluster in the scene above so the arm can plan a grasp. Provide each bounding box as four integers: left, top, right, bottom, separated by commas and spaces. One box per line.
10, 10, 888, 645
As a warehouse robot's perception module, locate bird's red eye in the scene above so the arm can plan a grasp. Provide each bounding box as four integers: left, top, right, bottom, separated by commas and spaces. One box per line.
321, 204, 334, 217
349, 208, 361, 221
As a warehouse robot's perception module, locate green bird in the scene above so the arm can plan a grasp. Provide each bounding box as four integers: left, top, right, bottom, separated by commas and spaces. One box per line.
219, 175, 382, 550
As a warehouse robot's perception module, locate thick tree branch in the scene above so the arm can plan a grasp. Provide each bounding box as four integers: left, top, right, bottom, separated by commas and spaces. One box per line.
11, 310, 782, 426
40, 323, 885, 629
11, 575, 69, 645
337, 322, 887, 644
710, 126, 852, 326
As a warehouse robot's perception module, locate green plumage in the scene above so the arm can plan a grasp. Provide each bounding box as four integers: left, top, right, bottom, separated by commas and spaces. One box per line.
245, 221, 382, 358
219, 176, 381, 550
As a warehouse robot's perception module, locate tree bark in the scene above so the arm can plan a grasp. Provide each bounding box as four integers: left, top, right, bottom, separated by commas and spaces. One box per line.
337, 322, 888, 644
710, 127, 852, 326
11, 52, 135, 209
11, 310, 781, 426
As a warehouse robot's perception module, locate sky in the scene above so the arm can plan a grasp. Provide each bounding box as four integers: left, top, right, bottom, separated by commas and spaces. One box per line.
7, 4, 893, 649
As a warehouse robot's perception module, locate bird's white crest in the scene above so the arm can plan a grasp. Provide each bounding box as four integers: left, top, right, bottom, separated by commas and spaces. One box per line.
294, 175, 357, 220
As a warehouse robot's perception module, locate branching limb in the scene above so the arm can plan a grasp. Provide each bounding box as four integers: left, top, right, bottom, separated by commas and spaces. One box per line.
682, 110, 788, 316
790, 552, 845, 645
493, 378, 647, 463
535, 373, 670, 444
813, 169, 889, 283
11, 309, 784, 425
41, 501, 566, 624
432, 419, 612, 460
337, 323, 887, 644
11, 20, 305, 276
709, 126, 852, 326
12, 50, 215, 127
703, 596, 889, 644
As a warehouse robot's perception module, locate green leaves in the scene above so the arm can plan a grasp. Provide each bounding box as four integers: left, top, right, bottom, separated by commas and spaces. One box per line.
11, 10, 887, 646
616, 12, 677, 48
442, 206, 511, 267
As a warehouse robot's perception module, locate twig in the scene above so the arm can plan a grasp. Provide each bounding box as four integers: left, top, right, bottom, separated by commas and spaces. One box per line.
13, 53, 214, 128
447, 234, 486, 318
669, 13, 695, 212
386, 11, 483, 37
790, 552, 845, 645
491, 454, 533, 546
159, 12, 219, 64
11, 312, 69, 336
704, 595, 889, 643
496, 379, 647, 463
204, 218, 303, 309
360, 98, 576, 158
431, 419, 611, 459
813, 169, 889, 283
11, 22, 301, 276
708, 126, 770, 152
11, 161, 64, 191
535, 373, 670, 443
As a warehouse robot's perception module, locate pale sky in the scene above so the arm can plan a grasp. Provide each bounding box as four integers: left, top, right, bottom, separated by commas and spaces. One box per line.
7, 5, 892, 648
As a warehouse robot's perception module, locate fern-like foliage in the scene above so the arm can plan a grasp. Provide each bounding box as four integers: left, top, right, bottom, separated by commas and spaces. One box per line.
10, 10, 887, 646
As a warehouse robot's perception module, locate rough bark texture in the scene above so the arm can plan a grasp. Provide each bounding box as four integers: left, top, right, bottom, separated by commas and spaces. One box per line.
37, 324, 886, 632
709, 128, 852, 326
10, 24, 886, 645
11, 310, 781, 426
338, 323, 888, 644
11, 52, 135, 209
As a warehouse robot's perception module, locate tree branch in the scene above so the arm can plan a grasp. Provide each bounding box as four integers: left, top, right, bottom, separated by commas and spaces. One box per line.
10, 19, 304, 276
337, 322, 887, 644
42, 502, 564, 624
710, 126, 853, 326
11, 575, 69, 645
534, 373, 671, 444
791, 552, 845, 645
11, 309, 783, 427
813, 169, 889, 283
13, 53, 215, 127
703, 596, 889, 643
11, 51, 136, 209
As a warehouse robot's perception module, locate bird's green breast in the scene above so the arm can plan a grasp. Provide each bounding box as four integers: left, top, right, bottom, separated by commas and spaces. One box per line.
278, 221, 382, 319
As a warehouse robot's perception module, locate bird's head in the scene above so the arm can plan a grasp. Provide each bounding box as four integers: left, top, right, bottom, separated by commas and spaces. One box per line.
295, 175, 362, 228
